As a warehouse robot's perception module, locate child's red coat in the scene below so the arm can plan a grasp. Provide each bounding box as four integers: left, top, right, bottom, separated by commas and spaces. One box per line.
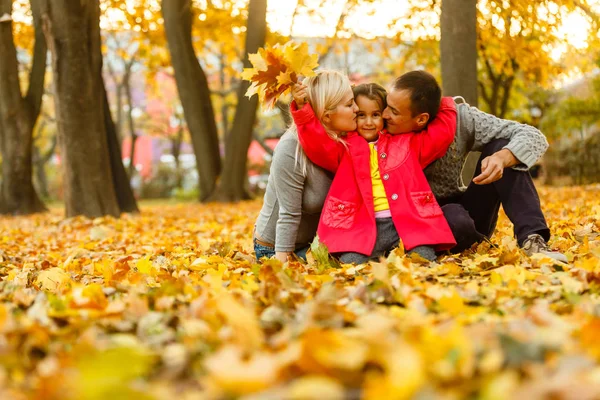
291, 97, 458, 255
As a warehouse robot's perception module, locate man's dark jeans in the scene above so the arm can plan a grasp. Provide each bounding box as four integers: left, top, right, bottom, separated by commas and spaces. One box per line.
440, 139, 550, 253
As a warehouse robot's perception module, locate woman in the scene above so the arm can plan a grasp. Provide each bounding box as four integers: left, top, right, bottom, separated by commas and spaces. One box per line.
254, 70, 358, 262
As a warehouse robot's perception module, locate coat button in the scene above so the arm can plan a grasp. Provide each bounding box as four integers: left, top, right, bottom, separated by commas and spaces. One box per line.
425, 194, 431, 201
338, 204, 344, 210
391, 194, 398, 200
383, 173, 389, 180
380, 153, 387, 159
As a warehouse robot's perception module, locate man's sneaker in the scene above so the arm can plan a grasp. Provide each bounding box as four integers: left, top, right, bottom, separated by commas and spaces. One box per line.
522, 234, 568, 263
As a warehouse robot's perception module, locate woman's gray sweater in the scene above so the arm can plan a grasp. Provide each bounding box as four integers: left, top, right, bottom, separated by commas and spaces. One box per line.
254, 131, 332, 252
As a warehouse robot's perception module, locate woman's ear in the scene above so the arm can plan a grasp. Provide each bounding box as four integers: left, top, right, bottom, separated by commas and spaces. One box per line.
415, 113, 430, 128
322, 111, 332, 125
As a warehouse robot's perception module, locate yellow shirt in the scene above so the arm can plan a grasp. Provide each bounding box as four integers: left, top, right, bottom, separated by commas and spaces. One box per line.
369, 142, 390, 212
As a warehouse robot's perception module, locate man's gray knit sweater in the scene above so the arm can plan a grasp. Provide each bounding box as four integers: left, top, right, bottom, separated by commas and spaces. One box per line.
424, 99, 549, 200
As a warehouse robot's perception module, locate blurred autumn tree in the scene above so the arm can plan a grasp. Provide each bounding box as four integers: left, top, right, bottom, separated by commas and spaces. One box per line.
40, 0, 138, 217
401, 0, 599, 118
0, 0, 46, 215
162, 0, 270, 201
101, 0, 169, 178
4, 0, 600, 215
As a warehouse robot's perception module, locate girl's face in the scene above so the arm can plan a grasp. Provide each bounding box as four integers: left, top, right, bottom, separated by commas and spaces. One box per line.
356, 95, 384, 142
323, 90, 359, 133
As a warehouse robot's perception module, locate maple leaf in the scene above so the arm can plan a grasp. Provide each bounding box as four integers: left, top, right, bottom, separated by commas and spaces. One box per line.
241, 41, 319, 109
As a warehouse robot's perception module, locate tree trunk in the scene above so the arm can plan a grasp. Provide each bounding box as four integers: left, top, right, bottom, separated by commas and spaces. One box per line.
218, 52, 230, 139
41, 0, 120, 218
209, 0, 267, 202
102, 78, 139, 213
440, 0, 480, 184
441, 0, 478, 106
0, 0, 47, 215
33, 131, 57, 199
123, 68, 138, 178
171, 126, 184, 189
115, 83, 124, 146
162, 0, 221, 201
32, 145, 49, 199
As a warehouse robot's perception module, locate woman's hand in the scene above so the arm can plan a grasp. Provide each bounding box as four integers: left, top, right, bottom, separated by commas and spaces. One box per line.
274, 251, 291, 263
291, 82, 308, 108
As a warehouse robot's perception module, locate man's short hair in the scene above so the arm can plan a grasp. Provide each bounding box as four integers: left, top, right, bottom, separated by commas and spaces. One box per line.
391, 70, 442, 121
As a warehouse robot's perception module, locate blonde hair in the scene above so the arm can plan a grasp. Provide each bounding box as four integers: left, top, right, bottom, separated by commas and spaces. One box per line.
291, 69, 352, 175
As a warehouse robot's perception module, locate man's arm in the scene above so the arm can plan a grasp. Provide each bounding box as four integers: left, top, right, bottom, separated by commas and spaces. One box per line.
460, 103, 549, 184
413, 97, 457, 168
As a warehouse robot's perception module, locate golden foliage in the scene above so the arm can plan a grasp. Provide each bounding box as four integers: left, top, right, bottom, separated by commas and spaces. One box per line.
241, 42, 319, 109
0, 185, 599, 398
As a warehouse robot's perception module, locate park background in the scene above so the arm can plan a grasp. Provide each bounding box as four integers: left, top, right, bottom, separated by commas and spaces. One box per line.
1, 0, 600, 399
1, 0, 600, 215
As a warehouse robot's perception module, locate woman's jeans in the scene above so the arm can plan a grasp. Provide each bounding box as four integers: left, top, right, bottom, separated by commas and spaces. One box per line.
253, 237, 309, 261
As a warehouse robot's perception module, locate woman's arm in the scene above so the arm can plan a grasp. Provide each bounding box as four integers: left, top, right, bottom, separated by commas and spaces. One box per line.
412, 97, 458, 168
271, 138, 307, 261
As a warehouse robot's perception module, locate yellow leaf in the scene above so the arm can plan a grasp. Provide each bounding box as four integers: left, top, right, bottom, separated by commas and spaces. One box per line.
204, 345, 279, 395
299, 329, 369, 372
579, 318, 600, 360
135, 256, 154, 275
287, 376, 345, 400
363, 342, 424, 400
71, 346, 154, 400
36, 268, 71, 293
216, 293, 263, 351
283, 42, 319, 77
438, 291, 468, 316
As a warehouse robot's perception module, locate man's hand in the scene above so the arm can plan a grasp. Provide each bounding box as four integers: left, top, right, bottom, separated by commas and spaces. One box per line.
473, 149, 518, 185
291, 82, 308, 108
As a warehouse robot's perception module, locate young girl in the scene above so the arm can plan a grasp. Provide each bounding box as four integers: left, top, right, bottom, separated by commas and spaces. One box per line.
253, 71, 358, 262
291, 78, 457, 263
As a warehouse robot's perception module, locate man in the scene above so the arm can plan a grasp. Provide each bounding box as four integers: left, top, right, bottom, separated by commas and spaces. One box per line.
382, 70, 566, 262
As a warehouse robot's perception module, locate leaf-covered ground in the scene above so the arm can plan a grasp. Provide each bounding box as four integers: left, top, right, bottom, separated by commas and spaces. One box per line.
1, 185, 599, 400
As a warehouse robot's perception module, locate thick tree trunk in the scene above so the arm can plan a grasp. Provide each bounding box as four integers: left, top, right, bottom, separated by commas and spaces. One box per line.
209, 0, 267, 202
441, 0, 478, 106
162, 0, 221, 201
41, 0, 120, 218
0, 0, 46, 215
102, 79, 139, 213
440, 0, 480, 184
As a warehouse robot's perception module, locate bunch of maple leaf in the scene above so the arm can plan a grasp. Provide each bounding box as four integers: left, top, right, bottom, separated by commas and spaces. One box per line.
0, 185, 599, 399
241, 41, 319, 109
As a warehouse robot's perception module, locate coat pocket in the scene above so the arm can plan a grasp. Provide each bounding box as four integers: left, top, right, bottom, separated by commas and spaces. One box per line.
410, 191, 443, 218
322, 197, 358, 229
